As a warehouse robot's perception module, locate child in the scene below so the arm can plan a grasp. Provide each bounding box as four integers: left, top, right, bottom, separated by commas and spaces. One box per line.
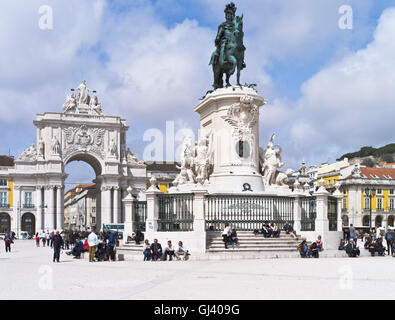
316, 235, 323, 251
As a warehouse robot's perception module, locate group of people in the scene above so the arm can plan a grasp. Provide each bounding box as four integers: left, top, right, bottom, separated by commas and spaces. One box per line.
221, 224, 239, 249
298, 236, 323, 258
253, 222, 284, 238
143, 239, 189, 261
339, 224, 395, 258
34, 228, 119, 263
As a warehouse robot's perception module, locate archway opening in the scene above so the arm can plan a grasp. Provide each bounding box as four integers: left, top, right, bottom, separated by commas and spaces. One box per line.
362, 215, 370, 227
375, 215, 383, 228
388, 215, 394, 227
64, 156, 98, 232
0, 213, 11, 233
21, 212, 35, 236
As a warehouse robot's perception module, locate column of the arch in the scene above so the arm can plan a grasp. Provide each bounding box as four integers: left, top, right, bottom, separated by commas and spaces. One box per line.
36, 186, 43, 233
95, 186, 101, 230
45, 186, 55, 231
113, 186, 119, 223
101, 186, 112, 229
120, 188, 127, 223
56, 186, 64, 230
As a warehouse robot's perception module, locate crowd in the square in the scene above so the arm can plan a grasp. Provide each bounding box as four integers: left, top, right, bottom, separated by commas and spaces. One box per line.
338, 224, 394, 258
33, 228, 119, 262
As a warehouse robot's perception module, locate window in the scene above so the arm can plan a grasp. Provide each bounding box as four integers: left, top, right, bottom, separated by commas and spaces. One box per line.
92, 206, 96, 213
377, 188, 382, 195
390, 189, 394, 195
92, 196, 96, 203
328, 180, 331, 187
0, 192, 7, 206
24, 192, 32, 206
342, 197, 347, 209
377, 198, 383, 210
91, 217, 96, 224
0, 179, 7, 186
390, 199, 394, 210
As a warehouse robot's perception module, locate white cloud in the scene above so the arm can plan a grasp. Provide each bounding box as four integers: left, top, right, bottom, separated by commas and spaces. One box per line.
279, 7, 395, 168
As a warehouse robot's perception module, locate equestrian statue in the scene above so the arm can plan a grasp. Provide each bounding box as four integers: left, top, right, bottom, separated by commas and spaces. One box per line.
209, 2, 246, 89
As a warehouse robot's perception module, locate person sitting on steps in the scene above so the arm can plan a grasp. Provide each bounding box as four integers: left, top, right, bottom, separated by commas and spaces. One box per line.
222, 223, 231, 249
175, 241, 189, 261
345, 239, 360, 257
230, 229, 239, 248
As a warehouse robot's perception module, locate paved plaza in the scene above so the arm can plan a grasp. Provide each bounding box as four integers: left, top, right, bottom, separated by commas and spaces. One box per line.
1, 240, 395, 300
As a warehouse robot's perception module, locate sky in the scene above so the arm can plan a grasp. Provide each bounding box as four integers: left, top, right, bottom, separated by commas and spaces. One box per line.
0, 0, 394, 186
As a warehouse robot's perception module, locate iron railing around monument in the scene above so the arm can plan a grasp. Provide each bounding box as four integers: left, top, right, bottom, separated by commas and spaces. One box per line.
205, 194, 294, 232
328, 196, 338, 231
301, 196, 316, 231
157, 194, 194, 231
134, 201, 147, 232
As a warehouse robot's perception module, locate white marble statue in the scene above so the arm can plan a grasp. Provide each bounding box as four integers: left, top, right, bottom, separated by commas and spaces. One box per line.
38, 139, 45, 158
51, 136, 60, 154
76, 80, 91, 105
172, 133, 214, 189
261, 134, 285, 186
194, 135, 210, 185
109, 139, 117, 157
18, 144, 38, 161
62, 92, 77, 112
90, 95, 102, 115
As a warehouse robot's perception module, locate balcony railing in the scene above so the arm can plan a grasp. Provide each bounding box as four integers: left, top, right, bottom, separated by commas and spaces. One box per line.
23, 204, 35, 209
0, 203, 10, 208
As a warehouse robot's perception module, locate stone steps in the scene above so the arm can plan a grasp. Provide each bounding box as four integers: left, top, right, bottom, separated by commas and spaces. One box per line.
206, 231, 304, 253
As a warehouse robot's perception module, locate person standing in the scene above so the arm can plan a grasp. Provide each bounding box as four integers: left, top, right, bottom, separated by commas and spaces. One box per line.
35, 233, 40, 247
385, 229, 394, 255
52, 230, 63, 263
222, 223, 231, 249
41, 231, 46, 247
88, 228, 99, 262
349, 224, 357, 244
4, 232, 13, 252
107, 231, 116, 262
45, 231, 51, 247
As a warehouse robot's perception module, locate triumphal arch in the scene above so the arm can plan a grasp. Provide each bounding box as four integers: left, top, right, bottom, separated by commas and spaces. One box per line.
12, 81, 147, 232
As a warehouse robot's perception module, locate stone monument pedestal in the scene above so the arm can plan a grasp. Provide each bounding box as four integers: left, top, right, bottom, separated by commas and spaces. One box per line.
193, 86, 266, 194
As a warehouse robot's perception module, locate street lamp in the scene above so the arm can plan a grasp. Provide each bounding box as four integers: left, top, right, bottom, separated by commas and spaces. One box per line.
365, 187, 376, 235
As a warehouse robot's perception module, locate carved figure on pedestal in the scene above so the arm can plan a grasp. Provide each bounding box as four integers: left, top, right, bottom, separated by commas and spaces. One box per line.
51, 136, 60, 154
62, 92, 77, 112
76, 80, 91, 105
109, 139, 118, 158
210, 2, 246, 89
38, 139, 45, 158
17, 144, 38, 161
261, 134, 285, 186
90, 95, 102, 115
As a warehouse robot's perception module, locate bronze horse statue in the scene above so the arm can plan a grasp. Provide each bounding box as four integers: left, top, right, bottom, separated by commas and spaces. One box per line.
209, 14, 246, 89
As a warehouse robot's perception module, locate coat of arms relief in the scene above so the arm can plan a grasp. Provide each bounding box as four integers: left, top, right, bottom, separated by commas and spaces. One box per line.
62, 124, 106, 160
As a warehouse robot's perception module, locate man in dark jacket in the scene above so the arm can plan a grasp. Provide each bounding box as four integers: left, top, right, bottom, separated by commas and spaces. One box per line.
345, 239, 360, 257
375, 238, 385, 256
52, 230, 64, 263
150, 239, 162, 261
385, 229, 394, 255
107, 231, 116, 261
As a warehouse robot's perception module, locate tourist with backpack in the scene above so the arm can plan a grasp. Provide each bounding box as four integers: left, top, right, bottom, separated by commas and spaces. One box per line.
4, 232, 13, 252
